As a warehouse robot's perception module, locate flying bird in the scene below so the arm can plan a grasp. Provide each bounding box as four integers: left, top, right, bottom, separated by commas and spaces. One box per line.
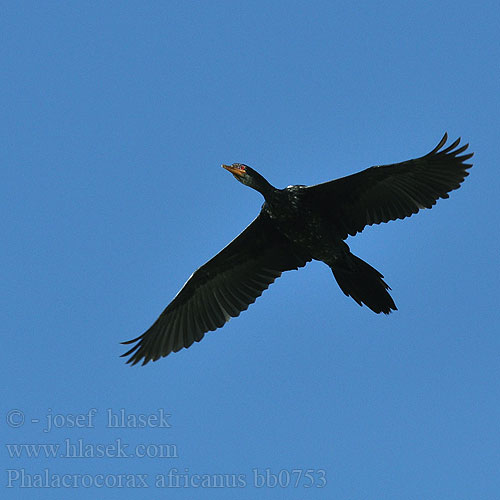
122, 134, 472, 365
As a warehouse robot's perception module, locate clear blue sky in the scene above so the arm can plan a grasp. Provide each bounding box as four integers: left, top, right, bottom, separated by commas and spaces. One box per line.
2, 1, 499, 498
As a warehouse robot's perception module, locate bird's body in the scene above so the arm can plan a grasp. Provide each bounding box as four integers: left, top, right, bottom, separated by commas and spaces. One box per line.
122, 134, 473, 365
263, 185, 348, 263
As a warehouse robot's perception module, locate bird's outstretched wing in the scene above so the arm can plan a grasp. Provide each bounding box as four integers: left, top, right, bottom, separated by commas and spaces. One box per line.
122, 213, 311, 365
303, 134, 473, 239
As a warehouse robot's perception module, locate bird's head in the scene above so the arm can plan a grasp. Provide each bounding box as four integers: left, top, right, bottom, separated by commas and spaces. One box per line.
222, 163, 252, 186
222, 163, 275, 197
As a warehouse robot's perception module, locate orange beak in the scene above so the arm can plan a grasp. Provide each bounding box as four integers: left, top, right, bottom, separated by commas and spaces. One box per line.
222, 164, 245, 177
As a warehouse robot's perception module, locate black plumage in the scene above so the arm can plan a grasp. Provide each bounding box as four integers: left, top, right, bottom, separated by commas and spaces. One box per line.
122, 134, 472, 365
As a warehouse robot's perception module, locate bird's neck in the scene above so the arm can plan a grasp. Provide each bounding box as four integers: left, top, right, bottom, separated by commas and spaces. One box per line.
257, 181, 276, 200
248, 175, 276, 200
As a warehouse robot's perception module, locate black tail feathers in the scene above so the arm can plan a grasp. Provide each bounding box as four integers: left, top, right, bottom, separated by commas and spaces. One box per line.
332, 253, 397, 314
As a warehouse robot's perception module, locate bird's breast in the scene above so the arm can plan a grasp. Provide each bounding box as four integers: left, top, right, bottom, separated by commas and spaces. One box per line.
262, 198, 346, 263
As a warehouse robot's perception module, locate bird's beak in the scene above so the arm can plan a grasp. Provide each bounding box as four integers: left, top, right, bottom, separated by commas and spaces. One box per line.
222, 164, 245, 177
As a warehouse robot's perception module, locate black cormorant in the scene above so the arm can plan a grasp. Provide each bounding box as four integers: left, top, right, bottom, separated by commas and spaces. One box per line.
122, 134, 472, 365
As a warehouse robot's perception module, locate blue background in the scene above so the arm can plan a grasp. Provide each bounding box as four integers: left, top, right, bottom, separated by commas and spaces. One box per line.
2, 1, 499, 498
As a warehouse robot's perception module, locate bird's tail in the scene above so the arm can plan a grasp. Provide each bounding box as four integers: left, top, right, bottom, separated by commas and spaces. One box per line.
331, 253, 397, 314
